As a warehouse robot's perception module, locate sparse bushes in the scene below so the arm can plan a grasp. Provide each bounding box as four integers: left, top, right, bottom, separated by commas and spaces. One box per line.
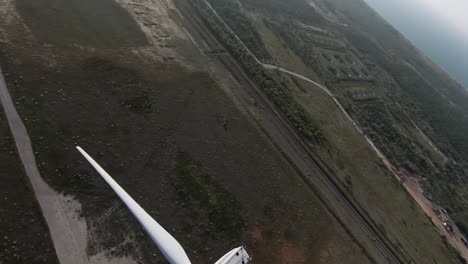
175, 152, 245, 238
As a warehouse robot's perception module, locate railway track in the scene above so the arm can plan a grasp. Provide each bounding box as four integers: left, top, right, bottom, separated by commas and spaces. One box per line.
174, 0, 405, 263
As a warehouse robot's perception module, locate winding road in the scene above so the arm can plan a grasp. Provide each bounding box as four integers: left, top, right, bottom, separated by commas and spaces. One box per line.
202, 0, 367, 136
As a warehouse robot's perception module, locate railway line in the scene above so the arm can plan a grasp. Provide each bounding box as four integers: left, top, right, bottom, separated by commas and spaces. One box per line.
174, 0, 405, 263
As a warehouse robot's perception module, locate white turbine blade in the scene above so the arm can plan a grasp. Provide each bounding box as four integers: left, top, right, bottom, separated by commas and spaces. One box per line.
76, 146, 191, 264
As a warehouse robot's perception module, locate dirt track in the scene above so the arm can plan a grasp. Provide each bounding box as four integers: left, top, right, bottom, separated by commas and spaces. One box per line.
0, 67, 89, 264
404, 178, 468, 260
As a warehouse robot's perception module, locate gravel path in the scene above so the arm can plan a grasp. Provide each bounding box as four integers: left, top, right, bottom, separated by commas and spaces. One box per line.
0, 66, 89, 264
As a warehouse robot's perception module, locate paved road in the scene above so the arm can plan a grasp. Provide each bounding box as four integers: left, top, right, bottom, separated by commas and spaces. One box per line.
262, 63, 333, 95
175, 1, 404, 263
202, 0, 361, 132
0, 67, 88, 264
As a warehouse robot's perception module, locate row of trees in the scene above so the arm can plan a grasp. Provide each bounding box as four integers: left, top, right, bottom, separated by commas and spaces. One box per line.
208, 0, 271, 62
191, 0, 323, 144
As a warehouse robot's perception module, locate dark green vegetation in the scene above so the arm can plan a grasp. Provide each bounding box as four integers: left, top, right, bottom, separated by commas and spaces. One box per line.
175, 152, 245, 239
192, 0, 324, 144
343, 98, 436, 175
326, 0, 468, 157
390, 63, 468, 159
15, 0, 148, 47
207, 0, 271, 61
0, 113, 59, 264
339, 21, 468, 161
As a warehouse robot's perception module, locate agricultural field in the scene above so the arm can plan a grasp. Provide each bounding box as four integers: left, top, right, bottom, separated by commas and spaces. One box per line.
0, 0, 378, 263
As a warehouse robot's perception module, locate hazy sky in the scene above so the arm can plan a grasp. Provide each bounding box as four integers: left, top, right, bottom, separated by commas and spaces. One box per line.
364, 0, 468, 88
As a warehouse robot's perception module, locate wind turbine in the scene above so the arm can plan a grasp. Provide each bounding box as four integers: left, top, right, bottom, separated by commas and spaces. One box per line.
77, 146, 250, 264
